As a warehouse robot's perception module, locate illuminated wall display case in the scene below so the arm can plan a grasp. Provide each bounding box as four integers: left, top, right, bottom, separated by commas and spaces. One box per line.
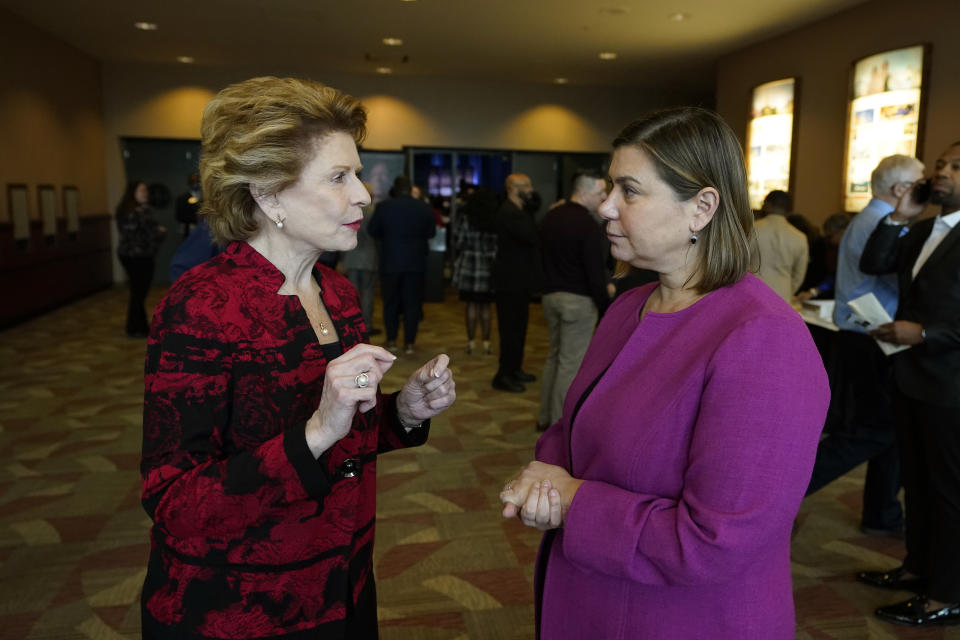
746, 78, 797, 211
843, 45, 927, 212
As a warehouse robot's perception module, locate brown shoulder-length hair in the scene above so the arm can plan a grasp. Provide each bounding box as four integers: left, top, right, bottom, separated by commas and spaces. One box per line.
612, 107, 755, 293
199, 76, 367, 245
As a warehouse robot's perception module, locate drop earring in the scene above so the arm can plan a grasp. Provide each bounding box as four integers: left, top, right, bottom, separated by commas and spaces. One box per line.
689, 231, 698, 245
274, 215, 286, 229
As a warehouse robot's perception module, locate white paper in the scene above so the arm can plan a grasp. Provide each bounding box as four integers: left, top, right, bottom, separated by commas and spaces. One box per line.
847, 292, 910, 355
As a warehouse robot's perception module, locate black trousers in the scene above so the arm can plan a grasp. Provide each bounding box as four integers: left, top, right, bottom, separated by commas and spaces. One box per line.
495, 290, 529, 376
896, 392, 960, 602
120, 255, 154, 336
381, 271, 424, 345
805, 331, 902, 529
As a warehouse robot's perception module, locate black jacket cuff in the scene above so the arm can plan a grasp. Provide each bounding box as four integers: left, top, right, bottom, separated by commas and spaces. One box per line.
283, 420, 333, 502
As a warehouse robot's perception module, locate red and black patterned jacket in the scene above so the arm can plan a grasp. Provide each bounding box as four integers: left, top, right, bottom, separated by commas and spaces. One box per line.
140, 241, 429, 639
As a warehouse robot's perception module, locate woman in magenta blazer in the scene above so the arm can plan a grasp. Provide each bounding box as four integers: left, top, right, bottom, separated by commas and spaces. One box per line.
501, 108, 829, 639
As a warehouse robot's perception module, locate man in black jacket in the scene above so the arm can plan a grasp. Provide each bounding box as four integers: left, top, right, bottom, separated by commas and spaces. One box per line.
492, 173, 540, 392
536, 171, 609, 428
367, 176, 436, 355
856, 142, 960, 627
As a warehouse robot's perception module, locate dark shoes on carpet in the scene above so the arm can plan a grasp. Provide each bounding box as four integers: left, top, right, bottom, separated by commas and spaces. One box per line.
875, 595, 960, 627
491, 374, 525, 393
860, 522, 905, 538
856, 566, 923, 592
511, 370, 536, 382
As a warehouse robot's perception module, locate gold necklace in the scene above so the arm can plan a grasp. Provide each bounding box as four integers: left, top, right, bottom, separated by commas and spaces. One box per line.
317, 318, 330, 336
316, 288, 330, 336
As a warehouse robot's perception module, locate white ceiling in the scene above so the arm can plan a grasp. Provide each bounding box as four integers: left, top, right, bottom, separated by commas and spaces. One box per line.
2, 0, 869, 90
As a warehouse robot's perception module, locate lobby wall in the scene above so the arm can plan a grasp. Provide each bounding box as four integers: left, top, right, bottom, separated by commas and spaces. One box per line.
716, 0, 960, 224
0, 8, 112, 328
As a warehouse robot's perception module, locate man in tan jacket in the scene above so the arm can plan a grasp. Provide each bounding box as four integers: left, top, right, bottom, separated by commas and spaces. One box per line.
753, 190, 808, 302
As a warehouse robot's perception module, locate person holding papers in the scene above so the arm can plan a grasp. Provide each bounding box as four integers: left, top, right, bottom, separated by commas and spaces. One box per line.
806, 156, 924, 535
856, 142, 960, 628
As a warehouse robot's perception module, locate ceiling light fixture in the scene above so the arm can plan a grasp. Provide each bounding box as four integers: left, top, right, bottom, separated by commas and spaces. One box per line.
382, 37, 403, 46
134, 22, 158, 31
598, 52, 617, 60
554, 77, 569, 84
376, 67, 393, 74
668, 12, 690, 22
177, 56, 195, 64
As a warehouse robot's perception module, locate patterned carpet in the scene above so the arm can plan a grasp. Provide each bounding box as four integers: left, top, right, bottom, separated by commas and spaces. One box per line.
0, 284, 956, 639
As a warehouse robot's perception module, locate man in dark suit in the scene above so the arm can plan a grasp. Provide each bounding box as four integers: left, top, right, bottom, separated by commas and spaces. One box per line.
856, 141, 960, 627
492, 173, 540, 393
367, 176, 436, 355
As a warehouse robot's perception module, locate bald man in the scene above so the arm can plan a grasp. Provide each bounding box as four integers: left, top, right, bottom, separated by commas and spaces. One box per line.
492, 174, 540, 392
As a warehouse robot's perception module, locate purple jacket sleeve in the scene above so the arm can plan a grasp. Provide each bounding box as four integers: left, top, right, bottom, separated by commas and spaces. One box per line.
534, 421, 568, 467
559, 315, 828, 584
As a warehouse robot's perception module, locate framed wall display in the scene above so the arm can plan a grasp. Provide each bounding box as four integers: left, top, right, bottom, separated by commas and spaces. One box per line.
63, 186, 80, 235
39, 184, 57, 240
359, 150, 406, 205
746, 78, 798, 211
843, 45, 927, 212
9, 184, 30, 246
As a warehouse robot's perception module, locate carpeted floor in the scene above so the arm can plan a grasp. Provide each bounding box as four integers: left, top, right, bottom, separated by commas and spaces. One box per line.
0, 285, 956, 639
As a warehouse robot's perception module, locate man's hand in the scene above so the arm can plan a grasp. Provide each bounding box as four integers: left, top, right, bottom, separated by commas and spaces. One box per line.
890, 181, 927, 223
869, 321, 924, 345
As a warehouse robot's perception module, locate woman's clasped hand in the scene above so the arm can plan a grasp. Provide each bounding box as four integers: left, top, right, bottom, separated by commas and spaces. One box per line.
500, 461, 584, 531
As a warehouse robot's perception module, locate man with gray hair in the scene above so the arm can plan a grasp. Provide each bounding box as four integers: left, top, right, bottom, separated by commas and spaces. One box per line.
805, 154, 925, 536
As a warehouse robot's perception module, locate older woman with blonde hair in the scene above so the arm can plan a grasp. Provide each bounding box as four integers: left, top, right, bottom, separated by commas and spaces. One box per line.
139, 77, 456, 639
500, 107, 829, 639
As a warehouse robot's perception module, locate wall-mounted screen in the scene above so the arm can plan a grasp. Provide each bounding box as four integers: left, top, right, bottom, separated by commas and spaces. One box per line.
39, 185, 57, 238
844, 45, 925, 212
746, 78, 797, 211
64, 186, 80, 234
9, 185, 30, 242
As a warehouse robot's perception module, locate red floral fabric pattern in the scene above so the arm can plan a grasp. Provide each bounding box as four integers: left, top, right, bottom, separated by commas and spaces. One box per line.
140, 242, 427, 639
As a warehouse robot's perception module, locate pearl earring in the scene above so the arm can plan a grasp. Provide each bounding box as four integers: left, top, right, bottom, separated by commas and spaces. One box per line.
274, 215, 286, 229
690, 232, 698, 245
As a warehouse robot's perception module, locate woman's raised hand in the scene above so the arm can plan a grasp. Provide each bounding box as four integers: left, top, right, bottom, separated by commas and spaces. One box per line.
396, 354, 456, 426
305, 344, 397, 457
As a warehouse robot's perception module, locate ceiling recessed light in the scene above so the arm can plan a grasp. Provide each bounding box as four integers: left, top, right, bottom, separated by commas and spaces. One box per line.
177, 56, 195, 64
598, 6, 630, 16
668, 12, 690, 22
598, 52, 617, 60
134, 21, 158, 31
382, 37, 403, 46
376, 67, 393, 74
554, 77, 569, 84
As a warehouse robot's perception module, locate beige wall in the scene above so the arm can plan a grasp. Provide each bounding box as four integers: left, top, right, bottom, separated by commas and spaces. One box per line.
0, 8, 107, 221
716, 0, 960, 224
101, 60, 708, 206
101, 62, 707, 279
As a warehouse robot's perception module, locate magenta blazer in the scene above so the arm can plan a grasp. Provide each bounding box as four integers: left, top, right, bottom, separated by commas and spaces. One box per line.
535, 274, 829, 639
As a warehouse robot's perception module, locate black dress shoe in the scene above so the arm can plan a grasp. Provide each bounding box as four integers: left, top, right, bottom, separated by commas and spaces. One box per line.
512, 370, 536, 382
856, 566, 923, 592
875, 596, 960, 626
492, 374, 525, 393
860, 521, 905, 538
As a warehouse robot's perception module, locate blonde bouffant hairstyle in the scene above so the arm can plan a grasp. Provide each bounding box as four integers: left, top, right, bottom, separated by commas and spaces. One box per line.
199, 76, 367, 245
